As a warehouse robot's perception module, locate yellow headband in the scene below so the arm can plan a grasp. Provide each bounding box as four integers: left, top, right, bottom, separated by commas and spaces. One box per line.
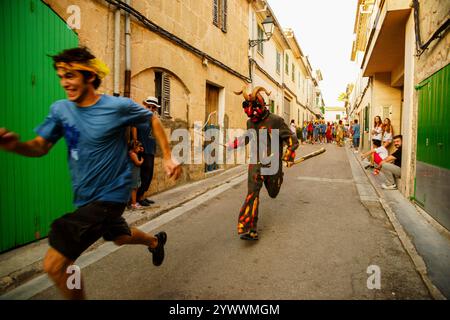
56, 58, 110, 79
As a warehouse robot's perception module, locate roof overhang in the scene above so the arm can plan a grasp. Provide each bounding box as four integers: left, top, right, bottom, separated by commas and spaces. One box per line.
362, 1, 411, 81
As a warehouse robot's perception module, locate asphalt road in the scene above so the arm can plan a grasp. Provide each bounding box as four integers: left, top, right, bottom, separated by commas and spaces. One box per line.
32, 144, 430, 299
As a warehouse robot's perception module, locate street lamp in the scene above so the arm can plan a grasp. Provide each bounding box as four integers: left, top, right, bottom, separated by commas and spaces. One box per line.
249, 16, 275, 47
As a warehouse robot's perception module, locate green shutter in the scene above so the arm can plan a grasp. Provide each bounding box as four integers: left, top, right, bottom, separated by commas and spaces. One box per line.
270, 100, 275, 113
416, 64, 450, 170
0, 0, 78, 252
415, 63, 450, 230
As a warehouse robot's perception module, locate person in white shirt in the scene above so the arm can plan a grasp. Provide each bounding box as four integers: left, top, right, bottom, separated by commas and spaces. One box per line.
370, 116, 383, 166
290, 119, 297, 134
371, 116, 383, 143
382, 118, 394, 148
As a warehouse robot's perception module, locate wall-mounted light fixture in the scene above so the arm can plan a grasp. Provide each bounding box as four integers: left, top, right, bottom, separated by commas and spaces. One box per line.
249, 16, 275, 47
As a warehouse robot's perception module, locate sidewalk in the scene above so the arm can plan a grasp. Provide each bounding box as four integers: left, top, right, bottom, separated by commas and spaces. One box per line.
0, 165, 247, 296
347, 146, 450, 299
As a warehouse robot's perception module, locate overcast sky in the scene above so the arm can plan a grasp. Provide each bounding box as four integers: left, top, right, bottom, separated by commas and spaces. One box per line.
268, 0, 357, 107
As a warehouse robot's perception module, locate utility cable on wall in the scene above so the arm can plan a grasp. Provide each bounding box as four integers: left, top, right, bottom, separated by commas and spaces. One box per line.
412, 0, 450, 57
101, 0, 251, 82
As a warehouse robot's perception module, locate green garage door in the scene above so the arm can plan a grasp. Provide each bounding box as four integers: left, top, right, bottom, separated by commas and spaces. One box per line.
415, 63, 450, 231
0, 0, 78, 252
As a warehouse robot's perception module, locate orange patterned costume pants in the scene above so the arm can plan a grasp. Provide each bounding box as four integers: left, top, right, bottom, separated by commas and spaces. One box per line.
238, 163, 283, 235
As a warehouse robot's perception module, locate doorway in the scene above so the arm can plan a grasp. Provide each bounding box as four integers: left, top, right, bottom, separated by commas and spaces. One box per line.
204, 84, 220, 172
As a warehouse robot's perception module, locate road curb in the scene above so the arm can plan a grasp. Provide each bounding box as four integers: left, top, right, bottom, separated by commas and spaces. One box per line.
347, 147, 446, 300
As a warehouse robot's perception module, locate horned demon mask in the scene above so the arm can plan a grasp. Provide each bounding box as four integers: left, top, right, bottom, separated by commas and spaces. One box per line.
234, 86, 271, 123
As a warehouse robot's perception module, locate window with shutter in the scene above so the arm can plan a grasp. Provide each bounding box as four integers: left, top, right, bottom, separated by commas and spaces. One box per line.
213, 0, 219, 27
276, 51, 281, 74
292, 64, 295, 82
221, 0, 227, 32
257, 25, 264, 55
285, 54, 289, 74
162, 73, 171, 117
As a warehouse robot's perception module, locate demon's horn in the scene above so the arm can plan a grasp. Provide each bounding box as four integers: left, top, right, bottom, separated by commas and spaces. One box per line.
251, 86, 271, 99
234, 85, 250, 101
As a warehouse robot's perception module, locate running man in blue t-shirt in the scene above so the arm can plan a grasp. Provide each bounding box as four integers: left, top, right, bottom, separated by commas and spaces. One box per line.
0, 47, 182, 299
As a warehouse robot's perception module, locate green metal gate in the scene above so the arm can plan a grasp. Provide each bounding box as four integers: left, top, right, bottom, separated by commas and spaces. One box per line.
0, 0, 78, 252
415, 63, 450, 231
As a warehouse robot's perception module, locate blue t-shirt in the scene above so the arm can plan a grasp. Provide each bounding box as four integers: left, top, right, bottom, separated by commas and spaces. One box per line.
353, 123, 361, 138
35, 95, 152, 207
313, 124, 319, 134
135, 121, 156, 155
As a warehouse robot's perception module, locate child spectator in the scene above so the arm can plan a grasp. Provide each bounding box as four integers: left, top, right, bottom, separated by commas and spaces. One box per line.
360, 139, 388, 175
129, 141, 144, 210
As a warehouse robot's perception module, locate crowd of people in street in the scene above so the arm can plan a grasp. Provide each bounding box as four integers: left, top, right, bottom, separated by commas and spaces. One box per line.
290, 115, 402, 191
290, 119, 348, 147
290, 116, 394, 152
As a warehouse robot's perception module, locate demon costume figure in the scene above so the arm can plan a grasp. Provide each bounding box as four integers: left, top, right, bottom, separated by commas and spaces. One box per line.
229, 86, 299, 240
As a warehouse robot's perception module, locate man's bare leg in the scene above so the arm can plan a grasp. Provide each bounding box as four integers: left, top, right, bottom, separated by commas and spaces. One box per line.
43, 248, 85, 300
115, 227, 166, 266
114, 227, 158, 248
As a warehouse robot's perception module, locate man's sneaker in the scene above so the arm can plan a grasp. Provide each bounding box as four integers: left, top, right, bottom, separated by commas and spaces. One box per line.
148, 232, 167, 266
381, 183, 397, 190
144, 198, 155, 204
138, 199, 151, 206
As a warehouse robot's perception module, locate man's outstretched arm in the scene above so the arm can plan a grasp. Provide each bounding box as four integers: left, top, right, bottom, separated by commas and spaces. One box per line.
0, 128, 53, 157
150, 117, 182, 180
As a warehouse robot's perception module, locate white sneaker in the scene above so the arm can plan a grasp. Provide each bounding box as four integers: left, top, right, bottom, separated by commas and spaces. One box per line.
131, 203, 144, 210
354, 150, 359, 153
381, 183, 397, 190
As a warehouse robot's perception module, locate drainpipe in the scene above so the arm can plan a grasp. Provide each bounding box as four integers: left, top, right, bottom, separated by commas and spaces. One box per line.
124, 0, 131, 98
113, 7, 120, 96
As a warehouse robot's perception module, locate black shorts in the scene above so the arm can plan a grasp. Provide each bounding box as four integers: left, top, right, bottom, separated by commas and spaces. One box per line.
48, 201, 130, 261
